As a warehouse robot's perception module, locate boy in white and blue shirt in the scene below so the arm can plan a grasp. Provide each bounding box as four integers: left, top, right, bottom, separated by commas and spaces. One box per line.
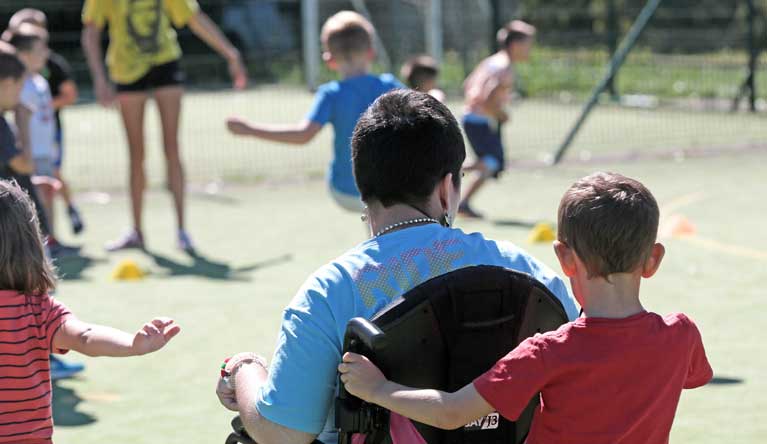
226, 11, 401, 211
7, 24, 59, 236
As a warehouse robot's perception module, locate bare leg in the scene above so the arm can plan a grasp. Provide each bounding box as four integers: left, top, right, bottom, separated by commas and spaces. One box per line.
52, 168, 74, 206
36, 181, 56, 237
54, 168, 84, 234
117, 92, 149, 235
154, 86, 185, 233
460, 161, 490, 217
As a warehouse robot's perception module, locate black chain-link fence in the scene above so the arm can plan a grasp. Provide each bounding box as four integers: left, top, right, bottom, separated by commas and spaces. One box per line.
1, 0, 765, 189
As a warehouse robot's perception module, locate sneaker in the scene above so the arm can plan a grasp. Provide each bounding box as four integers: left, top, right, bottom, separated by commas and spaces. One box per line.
68, 206, 85, 235
105, 230, 144, 252
458, 203, 484, 219
50, 355, 85, 381
178, 230, 195, 254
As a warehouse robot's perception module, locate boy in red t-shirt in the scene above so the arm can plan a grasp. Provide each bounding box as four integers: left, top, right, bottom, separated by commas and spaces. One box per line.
339, 172, 712, 444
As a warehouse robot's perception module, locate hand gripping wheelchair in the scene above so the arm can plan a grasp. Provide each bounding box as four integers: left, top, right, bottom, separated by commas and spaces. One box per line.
226, 265, 569, 444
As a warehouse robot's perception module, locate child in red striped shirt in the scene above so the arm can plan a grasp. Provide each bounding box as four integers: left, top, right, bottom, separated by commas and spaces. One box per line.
0, 180, 181, 444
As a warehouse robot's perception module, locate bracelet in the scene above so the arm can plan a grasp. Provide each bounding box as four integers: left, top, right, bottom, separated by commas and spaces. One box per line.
221, 352, 267, 391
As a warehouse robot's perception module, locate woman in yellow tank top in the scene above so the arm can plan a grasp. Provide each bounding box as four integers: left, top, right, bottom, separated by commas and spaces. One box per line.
81, 0, 247, 252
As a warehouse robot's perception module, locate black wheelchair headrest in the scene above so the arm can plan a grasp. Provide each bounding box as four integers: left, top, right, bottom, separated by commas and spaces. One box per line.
337, 265, 568, 444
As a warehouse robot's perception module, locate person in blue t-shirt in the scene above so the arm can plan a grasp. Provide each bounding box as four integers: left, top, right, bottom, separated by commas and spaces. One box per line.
226, 11, 402, 212
215, 90, 580, 444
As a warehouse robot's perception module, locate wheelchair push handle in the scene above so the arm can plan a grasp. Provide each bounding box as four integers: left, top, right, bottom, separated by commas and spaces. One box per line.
339, 318, 386, 402
343, 317, 387, 354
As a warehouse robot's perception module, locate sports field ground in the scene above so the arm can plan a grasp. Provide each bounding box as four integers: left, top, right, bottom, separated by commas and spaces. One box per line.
46, 87, 767, 444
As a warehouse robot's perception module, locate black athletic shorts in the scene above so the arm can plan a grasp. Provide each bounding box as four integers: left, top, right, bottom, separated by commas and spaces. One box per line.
115, 60, 185, 92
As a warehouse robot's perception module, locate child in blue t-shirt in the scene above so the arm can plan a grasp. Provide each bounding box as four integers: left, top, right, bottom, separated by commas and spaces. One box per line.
226, 11, 402, 211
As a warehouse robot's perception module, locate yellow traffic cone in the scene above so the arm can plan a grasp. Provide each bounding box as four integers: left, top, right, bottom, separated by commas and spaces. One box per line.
111, 259, 146, 281
660, 214, 697, 239
670, 215, 697, 238
528, 222, 557, 243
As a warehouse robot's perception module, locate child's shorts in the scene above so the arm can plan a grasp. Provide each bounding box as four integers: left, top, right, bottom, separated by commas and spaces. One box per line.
33, 157, 55, 177
463, 113, 505, 178
115, 60, 185, 93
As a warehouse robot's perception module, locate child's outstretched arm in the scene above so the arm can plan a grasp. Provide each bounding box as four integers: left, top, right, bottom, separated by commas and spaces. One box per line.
187, 11, 247, 90
339, 352, 494, 430
52, 317, 181, 357
226, 117, 322, 145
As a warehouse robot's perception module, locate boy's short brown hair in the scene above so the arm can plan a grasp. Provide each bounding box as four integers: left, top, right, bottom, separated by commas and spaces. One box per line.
321, 11, 374, 61
557, 172, 659, 279
3, 22, 48, 53
0, 180, 57, 297
401, 55, 439, 90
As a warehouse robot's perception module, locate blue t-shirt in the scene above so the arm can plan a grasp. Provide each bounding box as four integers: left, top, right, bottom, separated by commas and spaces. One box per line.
256, 224, 579, 442
306, 73, 403, 197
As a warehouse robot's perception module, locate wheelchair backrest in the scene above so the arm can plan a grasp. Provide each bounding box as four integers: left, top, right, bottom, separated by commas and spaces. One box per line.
336, 265, 569, 444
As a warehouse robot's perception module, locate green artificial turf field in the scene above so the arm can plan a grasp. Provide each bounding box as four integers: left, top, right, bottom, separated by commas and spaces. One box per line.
33, 87, 767, 443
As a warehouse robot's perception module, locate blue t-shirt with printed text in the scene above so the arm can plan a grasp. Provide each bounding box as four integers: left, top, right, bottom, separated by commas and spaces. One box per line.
306, 73, 403, 197
256, 224, 579, 443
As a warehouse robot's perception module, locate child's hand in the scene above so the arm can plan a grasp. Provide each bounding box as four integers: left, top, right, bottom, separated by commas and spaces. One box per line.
226, 117, 252, 136
338, 352, 387, 403
95, 80, 116, 108
132, 317, 181, 355
228, 54, 248, 90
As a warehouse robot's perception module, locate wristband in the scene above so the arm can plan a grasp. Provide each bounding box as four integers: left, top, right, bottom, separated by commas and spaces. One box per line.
221, 352, 267, 391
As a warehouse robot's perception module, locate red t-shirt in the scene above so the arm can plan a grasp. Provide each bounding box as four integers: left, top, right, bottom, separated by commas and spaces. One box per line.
0, 291, 73, 444
473, 312, 712, 444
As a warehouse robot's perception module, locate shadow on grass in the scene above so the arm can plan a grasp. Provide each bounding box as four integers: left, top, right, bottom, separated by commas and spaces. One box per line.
54, 250, 108, 281
145, 250, 292, 281
709, 375, 744, 385
52, 381, 97, 427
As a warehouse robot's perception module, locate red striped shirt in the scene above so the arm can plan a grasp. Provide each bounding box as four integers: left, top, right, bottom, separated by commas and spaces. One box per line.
0, 290, 73, 444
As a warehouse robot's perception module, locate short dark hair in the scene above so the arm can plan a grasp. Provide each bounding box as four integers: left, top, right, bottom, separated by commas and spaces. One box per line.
3, 22, 47, 53
557, 172, 660, 279
0, 180, 57, 296
401, 55, 439, 91
0, 46, 25, 80
352, 89, 465, 207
